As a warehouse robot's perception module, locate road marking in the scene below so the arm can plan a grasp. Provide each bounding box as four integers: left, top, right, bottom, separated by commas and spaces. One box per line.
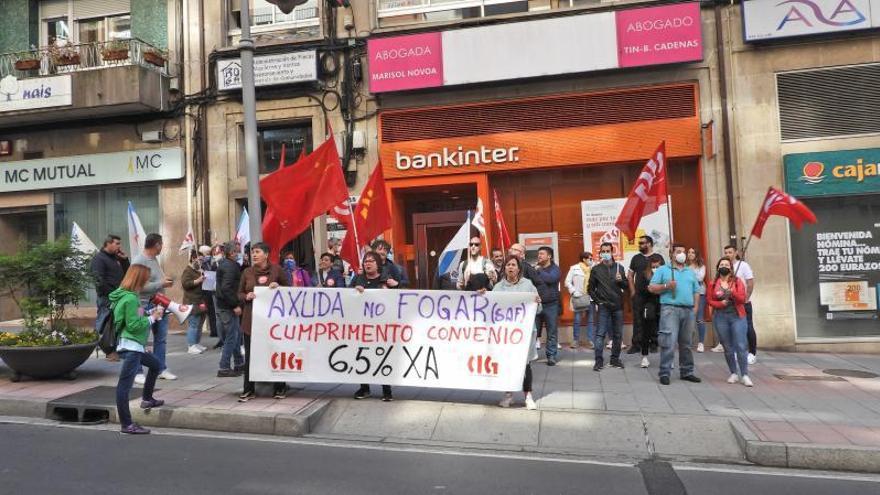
674, 463, 880, 483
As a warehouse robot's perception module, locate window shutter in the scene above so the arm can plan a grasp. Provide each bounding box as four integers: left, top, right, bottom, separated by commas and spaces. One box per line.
74, 0, 131, 19
40, 0, 68, 19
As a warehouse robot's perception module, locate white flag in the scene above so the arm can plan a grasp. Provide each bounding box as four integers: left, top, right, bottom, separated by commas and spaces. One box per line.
438, 211, 472, 276
471, 198, 486, 238
234, 208, 251, 263
179, 227, 195, 254
70, 222, 98, 255
127, 201, 147, 258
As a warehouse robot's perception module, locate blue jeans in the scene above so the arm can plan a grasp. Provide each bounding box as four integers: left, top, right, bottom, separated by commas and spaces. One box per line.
186, 313, 205, 347
217, 307, 244, 370
696, 294, 707, 343
116, 350, 160, 427
572, 304, 596, 344
714, 310, 749, 376
95, 295, 111, 333
144, 302, 168, 372
537, 301, 560, 360
593, 305, 623, 363
658, 305, 696, 378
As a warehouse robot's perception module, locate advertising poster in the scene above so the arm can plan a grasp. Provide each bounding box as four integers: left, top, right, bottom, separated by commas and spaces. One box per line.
580, 198, 671, 265
518, 232, 559, 267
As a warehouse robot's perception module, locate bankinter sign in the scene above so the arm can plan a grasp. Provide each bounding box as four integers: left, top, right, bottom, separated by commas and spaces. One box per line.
395, 146, 520, 171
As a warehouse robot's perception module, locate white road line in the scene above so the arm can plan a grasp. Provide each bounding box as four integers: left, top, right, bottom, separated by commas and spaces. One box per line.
673, 463, 880, 483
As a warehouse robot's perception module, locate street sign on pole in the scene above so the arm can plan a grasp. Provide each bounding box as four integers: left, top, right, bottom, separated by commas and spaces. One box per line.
240, 0, 263, 243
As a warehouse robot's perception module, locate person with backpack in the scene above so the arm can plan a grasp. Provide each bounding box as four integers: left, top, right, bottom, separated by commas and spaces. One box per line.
91, 234, 129, 361
588, 242, 629, 372
109, 264, 166, 435
457, 236, 497, 291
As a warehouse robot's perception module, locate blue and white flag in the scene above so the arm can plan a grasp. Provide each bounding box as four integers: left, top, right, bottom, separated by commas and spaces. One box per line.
71, 221, 98, 255
234, 208, 251, 264
127, 201, 147, 258
438, 211, 471, 276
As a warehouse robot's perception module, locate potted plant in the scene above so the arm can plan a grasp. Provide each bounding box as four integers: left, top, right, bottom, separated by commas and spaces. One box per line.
48, 40, 81, 67
14, 50, 40, 71
101, 40, 130, 61
143, 47, 166, 68
0, 239, 97, 381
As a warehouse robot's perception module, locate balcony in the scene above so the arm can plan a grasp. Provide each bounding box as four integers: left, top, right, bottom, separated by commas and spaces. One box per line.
0, 39, 173, 128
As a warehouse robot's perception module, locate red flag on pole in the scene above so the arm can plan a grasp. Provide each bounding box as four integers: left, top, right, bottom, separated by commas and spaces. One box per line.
340, 163, 392, 273
260, 136, 349, 261
614, 142, 668, 241
750, 186, 817, 238
493, 189, 512, 251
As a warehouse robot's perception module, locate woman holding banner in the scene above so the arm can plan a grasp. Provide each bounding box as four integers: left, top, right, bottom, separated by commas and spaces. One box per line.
491, 255, 541, 410
237, 242, 289, 402
351, 252, 395, 401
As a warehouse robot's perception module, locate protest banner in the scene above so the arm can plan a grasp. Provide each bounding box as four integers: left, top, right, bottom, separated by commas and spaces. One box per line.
250, 287, 538, 391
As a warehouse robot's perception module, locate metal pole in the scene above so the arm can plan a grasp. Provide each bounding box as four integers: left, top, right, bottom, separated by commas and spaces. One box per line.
240, 0, 262, 243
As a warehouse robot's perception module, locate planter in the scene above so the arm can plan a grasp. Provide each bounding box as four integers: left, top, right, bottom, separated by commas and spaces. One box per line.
102, 49, 129, 61
143, 51, 165, 67
0, 341, 97, 381
54, 54, 81, 67
14, 59, 40, 71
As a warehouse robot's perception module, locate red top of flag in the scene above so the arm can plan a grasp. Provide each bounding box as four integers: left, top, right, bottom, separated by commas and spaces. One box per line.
750, 187, 817, 239
614, 142, 668, 241
340, 163, 392, 273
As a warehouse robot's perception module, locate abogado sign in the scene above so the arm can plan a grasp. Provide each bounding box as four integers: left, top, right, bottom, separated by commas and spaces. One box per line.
0, 148, 184, 193
217, 50, 317, 91
743, 0, 880, 42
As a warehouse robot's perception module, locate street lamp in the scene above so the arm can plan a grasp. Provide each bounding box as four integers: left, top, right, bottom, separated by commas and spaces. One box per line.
239, 0, 266, 243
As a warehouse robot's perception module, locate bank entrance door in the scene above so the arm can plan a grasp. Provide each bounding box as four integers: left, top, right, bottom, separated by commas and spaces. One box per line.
413, 211, 469, 290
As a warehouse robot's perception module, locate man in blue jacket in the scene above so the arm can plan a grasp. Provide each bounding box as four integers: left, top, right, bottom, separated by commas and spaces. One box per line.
315, 252, 346, 288
535, 246, 562, 366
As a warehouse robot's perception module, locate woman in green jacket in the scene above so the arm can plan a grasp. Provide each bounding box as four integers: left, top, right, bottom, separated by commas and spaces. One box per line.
109, 264, 166, 435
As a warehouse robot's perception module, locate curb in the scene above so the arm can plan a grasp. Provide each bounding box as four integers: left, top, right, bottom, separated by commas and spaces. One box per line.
730, 418, 880, 473
0, 397, 49, 419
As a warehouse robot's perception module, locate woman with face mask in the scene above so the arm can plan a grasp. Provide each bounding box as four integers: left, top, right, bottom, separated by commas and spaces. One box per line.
181, 249, 207, 355
707, 258, 752, 387
686, 248, 707, 352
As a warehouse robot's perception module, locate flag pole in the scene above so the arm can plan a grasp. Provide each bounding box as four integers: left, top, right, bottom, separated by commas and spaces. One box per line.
666, 193, 676, 280
734, 186, 770, 279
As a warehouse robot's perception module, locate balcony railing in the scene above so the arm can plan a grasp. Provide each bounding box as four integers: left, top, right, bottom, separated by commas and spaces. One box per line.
0, 38, 169, 80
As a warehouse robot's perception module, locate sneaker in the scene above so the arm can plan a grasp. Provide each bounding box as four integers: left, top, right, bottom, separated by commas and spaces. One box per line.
187, 345, 203, 355
134, 374, 146, 385
139, 398, 165, 410
525, 394, 537, 410
747, 353, 757, 365
535, 340, 541, 350
273, 386, 288, 400
697, 343, 705, 353
659, 376, 670, 385
382, 392, 394, 402
593, 360, 603, 372
606, 341, 613, 349
120, 423, 151, 435
546, 358, 557, 366
216, 369, 239, 378
353, 386, 370, 400
498, 393, 513, 408
640, 356, 650, 368
159, 370, 177, 380
195, 344, 207, 351
727, 373, 739, 384
681, 375, 702, 383
711, 343, 724, 353
742, 375, 754, 387
609, 358, 625, 369
238, 390, 255, 402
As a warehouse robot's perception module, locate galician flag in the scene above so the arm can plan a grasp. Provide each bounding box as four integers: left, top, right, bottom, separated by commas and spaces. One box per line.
234, 208, 251, 262
471, 198, 486, 238
438, 211, 472, 276
179, 227, 195, 253
127, 201, 147, 258
70, 221, 98, 255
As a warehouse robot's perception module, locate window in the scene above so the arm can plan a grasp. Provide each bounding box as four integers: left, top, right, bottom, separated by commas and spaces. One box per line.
41, 0, 131, 45
229, 0, 320, 31
244, 123, 314, 175
46, 18, 71, 43
377, 0, 600, 27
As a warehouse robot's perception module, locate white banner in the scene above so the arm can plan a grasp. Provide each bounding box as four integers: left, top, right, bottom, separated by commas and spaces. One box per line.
0, 147, 183, 193
217, 50, 317, 91
0, 75, 72, 113
742, 0, 880, 42
581, 198, 671, 267
250, 287, 538, 391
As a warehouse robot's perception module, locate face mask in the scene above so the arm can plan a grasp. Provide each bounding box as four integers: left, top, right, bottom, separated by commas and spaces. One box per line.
675, 253, 687, 264
600, 253, 612, 262
284, 259, 296, 270
718, 267, 731, 276
212, 254, 223, 262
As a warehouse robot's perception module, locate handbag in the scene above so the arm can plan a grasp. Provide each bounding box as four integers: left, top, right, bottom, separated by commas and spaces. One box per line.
571, 294, 591, 311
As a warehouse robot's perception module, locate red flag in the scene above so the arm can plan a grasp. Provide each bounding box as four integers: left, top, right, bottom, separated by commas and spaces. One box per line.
340, 163, 392, 273
750, 186, 817, 239
614, 142, 668, 241
260, 136, 349, 261
263, 145, 310, 262
493, 189, 512, 251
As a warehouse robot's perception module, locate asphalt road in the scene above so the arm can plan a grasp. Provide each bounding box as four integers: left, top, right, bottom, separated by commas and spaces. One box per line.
1, 422, 879, 495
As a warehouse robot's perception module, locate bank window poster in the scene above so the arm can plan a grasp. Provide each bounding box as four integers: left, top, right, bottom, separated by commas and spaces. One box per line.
790, 195, 880, 339
518, 232, 559, 267
580, 198, 671, 266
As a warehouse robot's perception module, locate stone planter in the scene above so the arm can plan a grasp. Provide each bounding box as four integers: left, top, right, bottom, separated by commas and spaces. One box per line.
143, 51, 165, 67
54, 54, 81, 67
102, 49, 129, 61
0, 341, 97, 381
14, 59, 40, 71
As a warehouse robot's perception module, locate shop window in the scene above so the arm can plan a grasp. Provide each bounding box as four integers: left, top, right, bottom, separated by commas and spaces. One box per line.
228, 0, 320, 38
377, 0, 598, 27
243, 123, 314, 175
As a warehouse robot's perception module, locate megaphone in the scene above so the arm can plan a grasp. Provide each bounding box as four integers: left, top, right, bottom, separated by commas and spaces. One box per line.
151, 293, 192, 324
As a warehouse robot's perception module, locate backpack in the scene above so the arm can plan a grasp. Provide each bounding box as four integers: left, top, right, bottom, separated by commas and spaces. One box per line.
97, 306, 118, 356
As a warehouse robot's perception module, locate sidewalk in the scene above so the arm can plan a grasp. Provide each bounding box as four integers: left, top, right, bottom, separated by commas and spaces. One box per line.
2, 333, 880, 472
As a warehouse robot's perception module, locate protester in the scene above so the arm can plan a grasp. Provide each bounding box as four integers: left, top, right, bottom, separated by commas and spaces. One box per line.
724, 245, 757, 364
457, 236, 496, 291
707, 257, 752, 387
91, 234, 130, 361
687, 247, 708, 352
181, 249, 207, 355
207, 244, 225, 349
198, 245, 219, 341
649, 244, 702, 385
371, 239, 409, 288
327, 237, 346, 273
216, 241, 245, 377
132, 233, 176, 383
282, 251, 312, 287
492, 256, 540, 410
588, 242, 628, 371
490, 247, 505, 282
534, 246, 561, 365
434, 269, 459, 290
351, 252, 394, 401
508, 243, 546, 351
238, 242, 289, 402
564, 251, 595, 350
637, 254, 664, 368
110, 264, 165, 435
628, 235, 662, 355
315, 252, 345, 288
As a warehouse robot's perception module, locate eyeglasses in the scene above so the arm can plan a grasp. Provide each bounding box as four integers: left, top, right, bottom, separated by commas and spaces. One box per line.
469, 243, 481, 247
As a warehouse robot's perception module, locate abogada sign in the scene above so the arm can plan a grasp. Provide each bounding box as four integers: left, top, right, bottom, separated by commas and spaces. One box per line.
396, 146, 520, 171
0, 148, 184, 193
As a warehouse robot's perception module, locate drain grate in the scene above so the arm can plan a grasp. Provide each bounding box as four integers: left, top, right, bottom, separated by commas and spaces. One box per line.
774, 374, 845, 382
46, 385, 142, 424
823, 368, 880, 379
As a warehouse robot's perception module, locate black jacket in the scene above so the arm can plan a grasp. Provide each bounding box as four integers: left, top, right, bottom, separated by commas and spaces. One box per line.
588, 261, 628, 310
90, 249, 130, 298
523, 263, 547, 296
380, 259, 409, 288
215, 258, 242, 310
315, 268, 346, 288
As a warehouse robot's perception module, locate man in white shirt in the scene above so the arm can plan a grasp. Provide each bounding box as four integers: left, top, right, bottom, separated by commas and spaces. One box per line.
457, 236, 497, 290
724, 245, 757, 365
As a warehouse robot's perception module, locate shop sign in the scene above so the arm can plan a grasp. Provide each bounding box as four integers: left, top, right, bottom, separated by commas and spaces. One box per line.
580, 198, 672, 267
0, 75, 72, 113
0, 147, 184, 193
784, 148, 880, 197
394, 146, 520, 171
742, 0, 880, 42
367, 2, 703, 93
217, 50, 317, 91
